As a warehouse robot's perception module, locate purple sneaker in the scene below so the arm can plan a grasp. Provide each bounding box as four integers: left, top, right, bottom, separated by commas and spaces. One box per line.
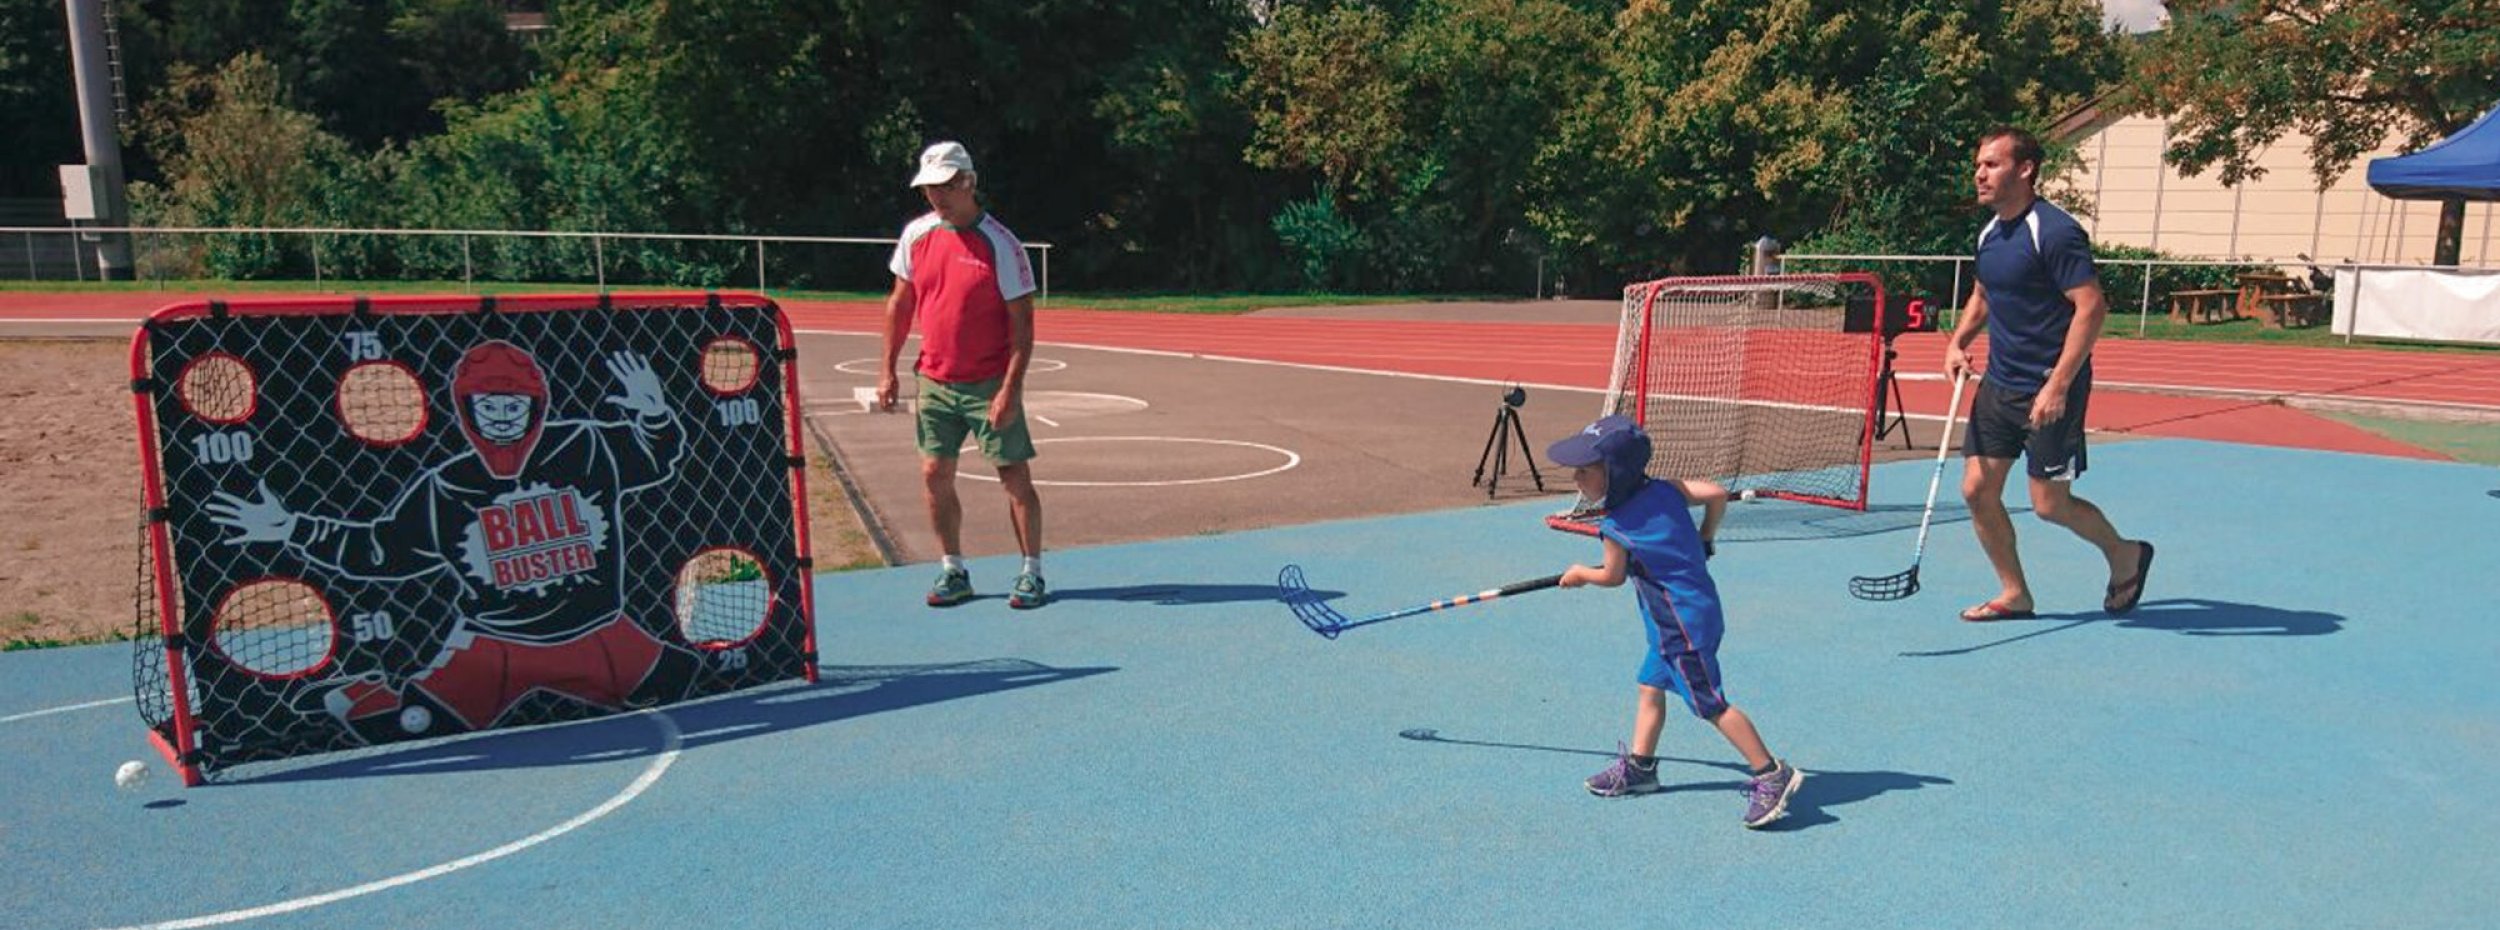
1742, 760, 1804, 829
1585, 744, 1662, 797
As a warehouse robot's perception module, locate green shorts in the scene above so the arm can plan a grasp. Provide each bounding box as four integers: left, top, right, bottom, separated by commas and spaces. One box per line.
915, 374, 1037, 464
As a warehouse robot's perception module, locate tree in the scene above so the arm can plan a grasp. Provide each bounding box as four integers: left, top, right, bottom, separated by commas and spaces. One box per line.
1534, 0, 2118, 286
390, 0, 534, 110
130, 53, 388, 276
2119, 0, 2500, 265
284, 0, 428, 147
1235, 0, 1608, 290
0, 0, 80, 197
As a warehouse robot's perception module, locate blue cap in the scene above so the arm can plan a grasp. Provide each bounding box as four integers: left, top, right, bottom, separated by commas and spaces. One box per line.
1547, 414, 1645, 467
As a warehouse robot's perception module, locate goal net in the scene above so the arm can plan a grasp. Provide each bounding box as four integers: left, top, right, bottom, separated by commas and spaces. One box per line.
1577, 272, 1886, 515
129, 293, 818, 784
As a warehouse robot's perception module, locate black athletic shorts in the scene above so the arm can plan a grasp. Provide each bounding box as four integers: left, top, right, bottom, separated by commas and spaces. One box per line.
1963, 373, 2090, 481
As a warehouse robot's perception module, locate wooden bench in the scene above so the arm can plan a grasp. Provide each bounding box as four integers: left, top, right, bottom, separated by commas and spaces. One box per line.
2166, 289, 2240, 323
2252, 292, 2327, 328
2237, 273, 2326, 329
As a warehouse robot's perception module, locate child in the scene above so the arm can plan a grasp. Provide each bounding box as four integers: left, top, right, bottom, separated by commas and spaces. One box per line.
1549, 415, 1803, 829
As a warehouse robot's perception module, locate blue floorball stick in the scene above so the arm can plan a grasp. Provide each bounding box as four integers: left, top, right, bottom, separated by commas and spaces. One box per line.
1277, 564, 1564, 639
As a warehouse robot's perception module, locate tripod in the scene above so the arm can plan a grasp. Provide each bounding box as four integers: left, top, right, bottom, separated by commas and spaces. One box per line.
1473, 396, 1545, 497
1869, 338, 1915, 449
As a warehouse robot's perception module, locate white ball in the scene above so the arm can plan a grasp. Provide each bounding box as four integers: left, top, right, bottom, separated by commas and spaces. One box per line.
398, 705, 433, 734
1737, 489, 1758, 502
115, 760, 150, 791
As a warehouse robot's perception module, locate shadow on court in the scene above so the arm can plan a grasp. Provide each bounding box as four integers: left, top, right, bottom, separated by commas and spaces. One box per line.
240, 658, 1114, 784
1901, 597, 2348, 657
1394, 727, 1952, 829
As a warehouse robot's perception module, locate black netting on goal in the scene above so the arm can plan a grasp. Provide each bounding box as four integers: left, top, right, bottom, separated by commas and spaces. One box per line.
1601, 274, 1884, 510
130, 294, 815, 780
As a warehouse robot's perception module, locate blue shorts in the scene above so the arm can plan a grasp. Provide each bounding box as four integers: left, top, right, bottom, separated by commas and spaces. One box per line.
1636, 587, 1729, 719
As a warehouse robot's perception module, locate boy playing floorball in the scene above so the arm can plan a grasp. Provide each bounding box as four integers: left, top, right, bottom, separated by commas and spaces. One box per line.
1550, 415, 1803, 828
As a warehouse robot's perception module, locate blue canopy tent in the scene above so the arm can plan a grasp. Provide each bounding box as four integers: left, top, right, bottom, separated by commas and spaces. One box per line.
2367, 103, 2500, 201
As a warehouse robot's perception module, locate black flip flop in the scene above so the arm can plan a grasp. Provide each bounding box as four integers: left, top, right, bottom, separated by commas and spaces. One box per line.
2105, 541, 2156, 616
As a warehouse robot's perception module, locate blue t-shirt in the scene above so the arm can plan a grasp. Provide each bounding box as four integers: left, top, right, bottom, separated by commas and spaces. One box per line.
1973, 199, 2097, 393
1599, 477, 1723, 648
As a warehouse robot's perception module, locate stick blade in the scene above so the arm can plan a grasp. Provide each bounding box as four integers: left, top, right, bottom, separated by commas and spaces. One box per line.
1848, 566, 1921, 601
1277, 564, 1349, 639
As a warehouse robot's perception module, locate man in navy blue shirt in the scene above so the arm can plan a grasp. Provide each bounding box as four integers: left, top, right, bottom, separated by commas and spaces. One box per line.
1944, 127, 2153, 622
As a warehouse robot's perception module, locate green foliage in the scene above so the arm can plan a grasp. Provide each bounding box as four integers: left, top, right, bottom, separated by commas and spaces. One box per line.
2120, 0, 2500, 189
128, 53, 390, 278
2089, 243, 2276, 309
718, 555, 763, 584
1538, 0, 2118, 289
1237, 0, 1605, 291
17, 0, 2132, 293
395, 73, 734, 285
0, 0, 80, 196
1272, 187, 1369, 290
2117, 0, 2500, 263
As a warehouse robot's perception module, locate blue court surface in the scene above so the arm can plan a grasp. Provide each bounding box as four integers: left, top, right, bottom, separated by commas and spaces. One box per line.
4, 439, 2495, 929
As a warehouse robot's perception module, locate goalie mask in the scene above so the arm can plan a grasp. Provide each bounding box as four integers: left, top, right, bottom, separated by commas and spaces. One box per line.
452, 340, 549, 478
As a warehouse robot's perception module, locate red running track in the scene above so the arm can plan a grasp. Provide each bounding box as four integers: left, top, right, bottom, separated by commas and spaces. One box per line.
9, 291, 2489, 459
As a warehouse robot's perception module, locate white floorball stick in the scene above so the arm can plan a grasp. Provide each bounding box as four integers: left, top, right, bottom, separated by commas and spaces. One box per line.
1849, 372, 1968, 601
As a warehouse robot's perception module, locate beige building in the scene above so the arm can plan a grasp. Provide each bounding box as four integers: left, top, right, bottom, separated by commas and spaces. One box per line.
2052, 109, 2498, 268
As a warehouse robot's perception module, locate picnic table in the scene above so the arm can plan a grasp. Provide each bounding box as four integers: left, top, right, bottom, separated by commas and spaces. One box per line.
2165, 274, 2327, 328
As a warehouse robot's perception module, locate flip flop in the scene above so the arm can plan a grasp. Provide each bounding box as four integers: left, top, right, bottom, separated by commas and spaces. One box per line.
1959, 599, 2036, 623
2104, 540, 2157, 616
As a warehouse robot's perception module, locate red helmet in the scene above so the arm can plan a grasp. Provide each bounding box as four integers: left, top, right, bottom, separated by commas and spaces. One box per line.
451, 340, 548, 478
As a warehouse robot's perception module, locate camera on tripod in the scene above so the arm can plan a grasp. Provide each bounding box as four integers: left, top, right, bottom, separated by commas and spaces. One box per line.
1473, 383, 1544, 497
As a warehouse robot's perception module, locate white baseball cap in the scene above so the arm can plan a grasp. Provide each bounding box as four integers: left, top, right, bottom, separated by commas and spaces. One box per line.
908, 141, 975, 188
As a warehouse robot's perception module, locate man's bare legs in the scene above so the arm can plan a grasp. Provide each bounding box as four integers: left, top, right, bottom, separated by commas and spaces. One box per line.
2029, 477, 2142, 599
1962, 455, 2144, 613
1961, 455, 2033, 611
997, 461, 1043, 559
921, 455, 963, 557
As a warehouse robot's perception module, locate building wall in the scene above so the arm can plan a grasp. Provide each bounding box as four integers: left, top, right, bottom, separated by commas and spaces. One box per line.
2061, 114, 2498, 268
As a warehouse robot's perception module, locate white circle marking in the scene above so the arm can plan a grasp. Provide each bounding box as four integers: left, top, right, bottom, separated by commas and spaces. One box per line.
0, 696, 131, 724
101, 711, 684, 930
957, 436, 1301, 487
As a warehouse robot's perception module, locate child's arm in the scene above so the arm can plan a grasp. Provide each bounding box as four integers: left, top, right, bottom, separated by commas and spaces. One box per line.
1560, 536, 1631, 588
1672, 478, 1728, 550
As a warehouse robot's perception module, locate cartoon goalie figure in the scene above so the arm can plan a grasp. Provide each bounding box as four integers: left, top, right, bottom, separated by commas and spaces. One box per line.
208, 340, 712, 740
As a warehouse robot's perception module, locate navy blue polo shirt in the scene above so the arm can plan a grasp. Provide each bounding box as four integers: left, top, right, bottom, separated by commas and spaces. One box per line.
1973, 200, 2097, 393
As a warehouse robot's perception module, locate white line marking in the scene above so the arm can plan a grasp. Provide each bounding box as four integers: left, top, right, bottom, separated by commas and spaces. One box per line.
102, 711, 683, 930
792, 327, 2500, 416
956, 436, 1301, 487
1032, 414, 1059, 428
831, 356, 1067, 375
0, 696, 132, 723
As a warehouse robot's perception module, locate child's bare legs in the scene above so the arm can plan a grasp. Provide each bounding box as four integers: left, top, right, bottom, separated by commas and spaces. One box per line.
1629, 685, 1670, 758
1708, 705, 1775, 772
1636, 690, 1775, 772
1590, 687, 1673, 797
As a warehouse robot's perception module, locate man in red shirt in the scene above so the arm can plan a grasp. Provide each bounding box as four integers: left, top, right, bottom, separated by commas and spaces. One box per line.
876, 142, 1048, 609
